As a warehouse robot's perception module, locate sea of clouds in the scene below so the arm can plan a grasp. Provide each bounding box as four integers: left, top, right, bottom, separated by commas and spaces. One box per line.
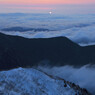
0, 13, 95, 94
37, 65, 95, 95
0, 13, 95, 46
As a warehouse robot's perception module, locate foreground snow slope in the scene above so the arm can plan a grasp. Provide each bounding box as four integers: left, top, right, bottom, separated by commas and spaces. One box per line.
0, 68, 91, 95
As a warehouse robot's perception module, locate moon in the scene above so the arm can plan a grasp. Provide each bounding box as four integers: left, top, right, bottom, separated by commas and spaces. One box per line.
49, 11, 52, 14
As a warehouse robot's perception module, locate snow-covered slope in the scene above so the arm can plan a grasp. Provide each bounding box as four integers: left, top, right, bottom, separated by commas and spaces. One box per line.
0, 68, 91, 95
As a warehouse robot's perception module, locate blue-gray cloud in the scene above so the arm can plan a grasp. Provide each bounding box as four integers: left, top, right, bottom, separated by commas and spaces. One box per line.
0, 13, 95, 46
37, 65, 95, 95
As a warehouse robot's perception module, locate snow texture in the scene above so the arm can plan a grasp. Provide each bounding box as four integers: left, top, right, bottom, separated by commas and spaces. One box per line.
0, 67, 88, 95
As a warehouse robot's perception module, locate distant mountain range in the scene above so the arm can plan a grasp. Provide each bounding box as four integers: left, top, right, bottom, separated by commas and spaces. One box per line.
1, 27, 53, 32
0, 33, 95, 70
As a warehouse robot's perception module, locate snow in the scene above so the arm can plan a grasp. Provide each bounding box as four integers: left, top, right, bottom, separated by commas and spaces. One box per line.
0, 67, 77, 95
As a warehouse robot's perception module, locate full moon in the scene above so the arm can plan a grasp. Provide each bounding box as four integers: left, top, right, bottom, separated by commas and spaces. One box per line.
49, 11, 52, 14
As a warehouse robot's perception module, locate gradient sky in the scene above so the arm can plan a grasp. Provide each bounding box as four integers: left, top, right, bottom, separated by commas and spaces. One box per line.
0, 0, 95, 13
1, 0, 95, 4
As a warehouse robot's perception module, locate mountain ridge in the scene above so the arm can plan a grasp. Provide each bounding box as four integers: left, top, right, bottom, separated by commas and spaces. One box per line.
0, 67, 91, 95
0, 33, 95, 70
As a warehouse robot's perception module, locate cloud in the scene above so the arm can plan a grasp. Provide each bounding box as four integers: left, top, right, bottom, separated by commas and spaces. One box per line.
1, 13, 95, 46
37, 65, 95, 95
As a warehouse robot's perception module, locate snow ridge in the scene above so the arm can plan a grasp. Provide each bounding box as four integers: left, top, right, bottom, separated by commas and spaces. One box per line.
0, 67, 91, 95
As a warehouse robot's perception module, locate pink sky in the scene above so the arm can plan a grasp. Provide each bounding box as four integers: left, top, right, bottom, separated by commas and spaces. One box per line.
0, 0, 95, 13
0, 0, 95, 5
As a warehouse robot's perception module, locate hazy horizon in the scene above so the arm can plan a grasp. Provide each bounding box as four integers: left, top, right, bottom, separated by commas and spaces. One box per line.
0, 3, 95, 14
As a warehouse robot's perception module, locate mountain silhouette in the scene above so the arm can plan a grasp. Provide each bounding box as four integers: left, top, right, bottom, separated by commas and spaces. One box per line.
0, 33, 95, 70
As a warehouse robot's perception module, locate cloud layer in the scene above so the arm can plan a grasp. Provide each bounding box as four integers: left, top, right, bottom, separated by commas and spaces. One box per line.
37, 65, 95, 95
0, 13, 95, 46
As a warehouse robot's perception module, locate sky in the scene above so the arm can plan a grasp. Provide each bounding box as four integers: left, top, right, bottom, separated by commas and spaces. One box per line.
0, 0, 95, 13
0, 0, 95, 4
